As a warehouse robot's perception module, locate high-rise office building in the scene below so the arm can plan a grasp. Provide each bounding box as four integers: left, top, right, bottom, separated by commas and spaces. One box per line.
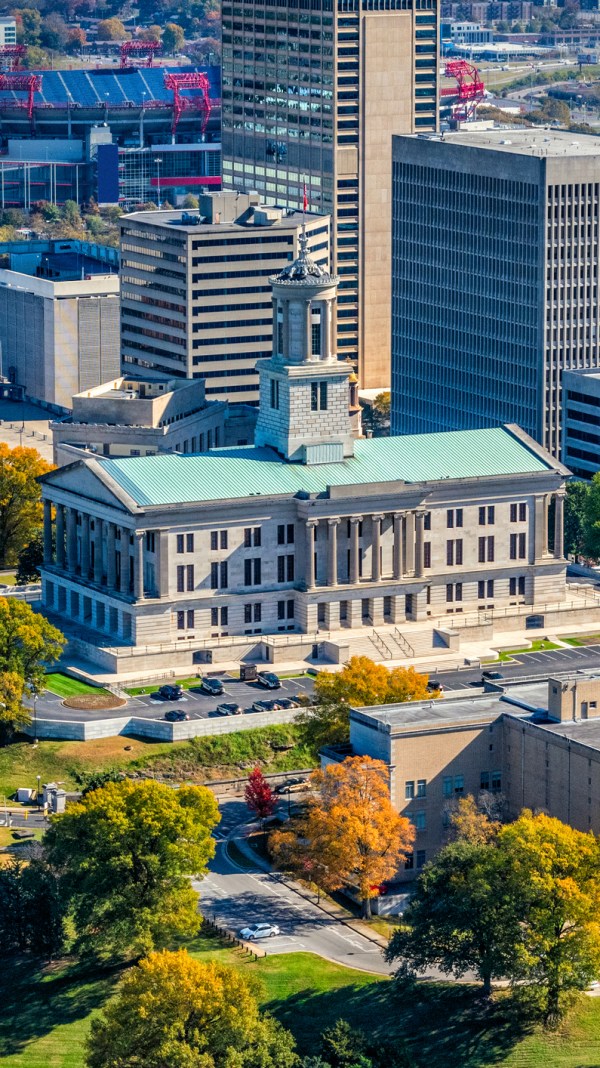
119, 191, 330, 404
221, 0, 438, 389
391, 129, 600, 458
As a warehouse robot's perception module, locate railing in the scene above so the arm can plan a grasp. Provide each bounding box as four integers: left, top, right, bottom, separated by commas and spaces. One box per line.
370, 629, 392, 660
393, 627, 415, 658
432, 595, 600, 632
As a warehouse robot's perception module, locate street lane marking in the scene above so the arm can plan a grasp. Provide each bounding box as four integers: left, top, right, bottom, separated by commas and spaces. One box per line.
325, 925, 366, 949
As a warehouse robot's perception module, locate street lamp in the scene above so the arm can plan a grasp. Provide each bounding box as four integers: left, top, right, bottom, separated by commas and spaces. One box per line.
31, 684, 38, 747
36, 774, 41, 810
154, 157, 163, 206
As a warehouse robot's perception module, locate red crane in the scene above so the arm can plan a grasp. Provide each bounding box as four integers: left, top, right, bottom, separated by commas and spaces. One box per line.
0, 72, 42, 124
120, 40, 162, 68
441, 60, 485, 121
0, 45, 27, 71
163, 70, 212, 136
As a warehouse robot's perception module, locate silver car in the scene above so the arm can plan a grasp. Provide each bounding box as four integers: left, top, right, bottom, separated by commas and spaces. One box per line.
239, 922, 281, 940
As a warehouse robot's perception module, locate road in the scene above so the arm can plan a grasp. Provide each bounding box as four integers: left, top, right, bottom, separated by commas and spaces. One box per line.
34, 674, 316, 723
195, 801, 391, 975
436, 644, 600, 693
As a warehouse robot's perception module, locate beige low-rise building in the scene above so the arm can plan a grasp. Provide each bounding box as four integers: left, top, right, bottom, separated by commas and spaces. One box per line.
50, 377, 257, 467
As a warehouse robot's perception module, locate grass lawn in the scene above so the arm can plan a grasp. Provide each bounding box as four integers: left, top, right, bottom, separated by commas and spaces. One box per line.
44, 674, 108, 698
497, 639, 560, 662
0, 571, 17, 586
563, 635, 600, 647
4, 929, 600, 1067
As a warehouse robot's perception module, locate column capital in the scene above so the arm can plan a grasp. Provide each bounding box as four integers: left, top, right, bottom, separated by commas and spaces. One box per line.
327, 517, 341, 527
393, 511, 403, 521
306, 518, 319, 529
349, 515, 363, 525
371, 512, 385, 523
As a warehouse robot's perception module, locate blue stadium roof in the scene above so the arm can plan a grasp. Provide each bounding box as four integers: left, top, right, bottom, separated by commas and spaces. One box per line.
0, 65, 220, 107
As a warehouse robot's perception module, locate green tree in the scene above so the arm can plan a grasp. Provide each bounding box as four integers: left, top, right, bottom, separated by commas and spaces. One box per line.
62, 199, 82, 228
41, 12, 69, 50
564, 479, 589, 557
371, 391, 390, 436
0, 857, 64, 958
499, 811, 600, 1024
17, 8, 42, 45
320, 1020, 370, 1068
96, 17, 128, 40
0, 443, 53, 567
15, 530, 44, 584
182, 193, 199, 208
85, 949, 299, 1068
24, 45, 48, 69
584, 471, 600, 559
162, 21, 185, 52
45, 779, 220, 958
386, 835, 520, 996
0, 598, 64, 689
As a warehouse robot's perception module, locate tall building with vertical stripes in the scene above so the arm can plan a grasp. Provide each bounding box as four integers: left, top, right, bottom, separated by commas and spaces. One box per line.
221, 0, 439, 390
391, 129, 600, 459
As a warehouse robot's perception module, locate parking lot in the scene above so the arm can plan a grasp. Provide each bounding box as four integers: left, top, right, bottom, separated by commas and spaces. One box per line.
35, 673, 316, 723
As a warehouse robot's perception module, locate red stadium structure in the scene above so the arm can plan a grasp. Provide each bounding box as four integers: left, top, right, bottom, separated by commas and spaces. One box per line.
0, 72, 42, 126
164, 70, 212, 136
440, 60, 485, 121
120, 40, 162, 68
0, 45, 26, 72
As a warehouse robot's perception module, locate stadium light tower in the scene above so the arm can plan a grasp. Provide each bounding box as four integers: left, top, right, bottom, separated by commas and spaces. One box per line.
154, 157, 162, 206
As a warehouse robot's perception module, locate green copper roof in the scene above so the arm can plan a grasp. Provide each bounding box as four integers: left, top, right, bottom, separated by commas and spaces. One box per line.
99, 427, 552, 508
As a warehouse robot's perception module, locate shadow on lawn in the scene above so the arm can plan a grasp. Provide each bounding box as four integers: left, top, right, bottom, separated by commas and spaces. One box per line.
0, 956, 122, 1057
264, 980, 534, 1067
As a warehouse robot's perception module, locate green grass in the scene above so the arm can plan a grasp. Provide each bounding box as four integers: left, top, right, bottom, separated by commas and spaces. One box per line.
44, 674, 108, 698
125, 672, 312, 695
0, 571, 17, 586
0, 724, 315, 799
497, 640, 560, 662
5, 929, 600, 1067
563, 635, 600, 647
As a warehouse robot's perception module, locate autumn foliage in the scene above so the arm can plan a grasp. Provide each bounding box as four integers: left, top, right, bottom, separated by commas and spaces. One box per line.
0, 443, 53, 567
245, 766, 275, 825
271, 755, 414, 917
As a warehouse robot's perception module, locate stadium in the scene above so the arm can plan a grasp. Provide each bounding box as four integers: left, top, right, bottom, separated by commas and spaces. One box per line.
0, 61, 221, 209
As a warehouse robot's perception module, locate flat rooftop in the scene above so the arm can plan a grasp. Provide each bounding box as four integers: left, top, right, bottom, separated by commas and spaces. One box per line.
415, 128, 600, 158
533, 717, 600, 751
122, 207, 319, 234
352, 692, 508, 734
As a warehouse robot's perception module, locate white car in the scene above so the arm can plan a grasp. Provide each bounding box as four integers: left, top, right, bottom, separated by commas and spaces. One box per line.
239, 922, 281, 940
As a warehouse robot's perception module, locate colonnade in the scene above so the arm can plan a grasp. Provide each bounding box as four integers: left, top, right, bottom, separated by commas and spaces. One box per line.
304, 509, 427, 590
44, 501, 146, 600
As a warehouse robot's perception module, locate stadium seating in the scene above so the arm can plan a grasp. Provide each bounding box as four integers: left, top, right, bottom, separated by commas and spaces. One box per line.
0, 65, 220, 108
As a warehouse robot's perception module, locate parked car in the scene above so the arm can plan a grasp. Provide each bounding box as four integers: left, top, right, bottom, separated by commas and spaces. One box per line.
239, 922, 280, 940
277, 697, 300, 709
200, 677, 224, 696
481, 670, 504, 683
257, 671, 281, 690
216, 702, 243, 716
159, 684, 184, 700
274, 776, 308, 795
426, 679, 444, 693
252, 698, 282, 713
165, 709, 190, 722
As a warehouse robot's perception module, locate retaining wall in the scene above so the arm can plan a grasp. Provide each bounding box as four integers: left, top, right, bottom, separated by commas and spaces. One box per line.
25, 706, 301, 742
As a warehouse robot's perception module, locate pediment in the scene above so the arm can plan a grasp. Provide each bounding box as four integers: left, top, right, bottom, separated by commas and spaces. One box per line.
41, 461, 137, 513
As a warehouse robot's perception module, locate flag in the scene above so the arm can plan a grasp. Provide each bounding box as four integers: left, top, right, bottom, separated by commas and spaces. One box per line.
303, 182, 308, 213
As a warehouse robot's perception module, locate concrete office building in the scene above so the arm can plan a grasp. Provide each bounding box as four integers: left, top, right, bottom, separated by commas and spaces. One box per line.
391, 129, 600, 459
562, 367, 600, 479
50, 377, 257, 467
0, 17, 16, 45
119, 192, 329, 404
325, 674, 600, 894
221, 0, 439, 388
39, 232, 570, 673
0, 239, 120, 410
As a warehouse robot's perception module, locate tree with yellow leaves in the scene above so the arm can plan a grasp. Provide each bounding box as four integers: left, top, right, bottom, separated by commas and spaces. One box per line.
0, 443, 53, 567
271, 755, 414, 918
86, 949, 299, 1068
298, 656, 435, 752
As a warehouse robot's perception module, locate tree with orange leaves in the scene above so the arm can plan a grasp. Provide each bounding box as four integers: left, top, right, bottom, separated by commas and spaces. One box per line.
271, 755, 413, 917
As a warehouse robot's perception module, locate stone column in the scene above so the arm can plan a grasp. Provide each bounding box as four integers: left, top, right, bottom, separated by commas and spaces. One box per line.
371, 514, 384, 582
305, 300, 312, 360
55, 504, 65, 569
43, 500, 53, 565
158, 530, 169, 596
415, 511, 426, 579
305, 520, 317, 589
554, 491, 565, 560
534, 496, 547, 561
392, 513, 403, 580
322, 300, 332, 360
106, 523, 116, 589
327, 518, 339, 587
134, 532, 144, 600
94, 519, 104, 584
349, 516, 362, 584
120, 530, 130, 595
80, 514, 90, 579
66, 507, 78, 573
405, 512, 416, 575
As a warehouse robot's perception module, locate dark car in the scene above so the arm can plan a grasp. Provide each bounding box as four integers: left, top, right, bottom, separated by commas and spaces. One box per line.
277, 696, 300, 710
481, 670, 504, 683
257, 671, 281, 690
252, 698, 282, 713
159, 684, 184, 700
426, 679, 444, 693
200, 677, 224, 696
216, 702, 243, 716
165, 709, 190, 722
